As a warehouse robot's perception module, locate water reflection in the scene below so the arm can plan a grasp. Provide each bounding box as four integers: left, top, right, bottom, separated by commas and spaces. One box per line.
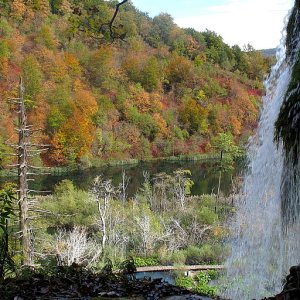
2, 160, 242, 197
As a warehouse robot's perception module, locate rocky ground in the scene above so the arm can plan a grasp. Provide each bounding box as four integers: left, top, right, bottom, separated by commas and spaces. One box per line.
0, 263, 221, 300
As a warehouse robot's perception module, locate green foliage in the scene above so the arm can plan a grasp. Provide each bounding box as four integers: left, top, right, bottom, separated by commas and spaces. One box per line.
40, 180, 96, 227
0, 18, 12, 37
67, 40, 91, 65
165, 53, 193, 85
185, 244, 219, 265
150, 13, 175, 46
49, 0, 63, 14
167, 251, 186, 265
35, 25, 57, 50
175, 271, 218, 297
202, 77, 228, 98
0, 184, 15, 232
198, 207, 218, 225
87, 47, 113, 87
21, 56, 43, 107
178, 98, 208, 134
275, 51, 300, 164
126, 106, 158, 140
0, 183, 16, 278
46, 83, 72, 132
0, 0, 269, 165
0, 39, 10, 59
175, 276, 194, 289
133, 256, 160, 267
0, 136, 12, 169
194, 271, 218, 296
185, 246, 204, 265
212, 132, 241, 171
140, 56, 160, 92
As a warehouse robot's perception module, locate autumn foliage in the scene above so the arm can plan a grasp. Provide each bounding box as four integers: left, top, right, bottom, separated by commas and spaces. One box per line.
0, 0, 273, 166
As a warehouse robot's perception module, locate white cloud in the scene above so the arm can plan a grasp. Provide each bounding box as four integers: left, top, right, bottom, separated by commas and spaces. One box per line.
175, 0, 294, 49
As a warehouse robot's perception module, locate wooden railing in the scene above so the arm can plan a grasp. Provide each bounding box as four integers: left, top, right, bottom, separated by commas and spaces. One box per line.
135, 265, 224, 272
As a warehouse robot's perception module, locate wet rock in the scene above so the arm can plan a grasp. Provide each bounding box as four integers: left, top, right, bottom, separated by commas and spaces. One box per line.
263, 265, 300, 300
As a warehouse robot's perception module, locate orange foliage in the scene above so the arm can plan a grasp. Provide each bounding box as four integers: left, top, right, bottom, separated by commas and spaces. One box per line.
0, 58, 9, 78
36, 48, 66, 82
129, 85, 151, 113
153, 113, 168, 137
48, 81, 98, 163
10, 0, 26, 21
64, 53, 82, 77
229, 115, 242, 136
150, 93, 164, 112
73, 79, 98, 116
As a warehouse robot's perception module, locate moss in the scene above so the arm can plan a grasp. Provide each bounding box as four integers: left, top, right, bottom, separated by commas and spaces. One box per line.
285, 3, 299, 59
274, 52, 300, 163
275, 2, 300, 164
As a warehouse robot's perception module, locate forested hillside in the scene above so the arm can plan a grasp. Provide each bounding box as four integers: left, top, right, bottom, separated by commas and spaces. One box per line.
0, 0, 273, 166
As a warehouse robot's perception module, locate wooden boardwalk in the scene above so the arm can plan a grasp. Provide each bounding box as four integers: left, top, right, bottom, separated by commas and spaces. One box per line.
135, 265, 224, 272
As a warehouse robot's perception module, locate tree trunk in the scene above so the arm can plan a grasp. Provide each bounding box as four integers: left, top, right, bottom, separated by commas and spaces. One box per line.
18, 78, 32, 266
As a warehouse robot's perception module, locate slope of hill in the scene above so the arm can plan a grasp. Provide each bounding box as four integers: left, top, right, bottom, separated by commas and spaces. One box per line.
0, 0, 273, 166
260, 48, 277, 57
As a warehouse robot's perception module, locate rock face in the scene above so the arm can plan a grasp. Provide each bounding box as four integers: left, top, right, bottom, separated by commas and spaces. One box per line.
275, 0, 300, 226
264, 265, 300, 300
275, 0, 300, 162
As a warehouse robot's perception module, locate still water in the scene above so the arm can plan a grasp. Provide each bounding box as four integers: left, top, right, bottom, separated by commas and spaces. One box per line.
28, 160, 242, 196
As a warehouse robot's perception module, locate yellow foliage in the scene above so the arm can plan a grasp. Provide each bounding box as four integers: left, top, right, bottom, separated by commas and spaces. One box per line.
73, 79, 98, 116
153, 113, 168, 136
150, 93, 164, 112
59, 0, 72, 15
33, 0, 51, 18
129, 85, 151, 113
212, 226, 225, 238
64, 53, 82, 77
41, 51, 67, 83
230, 115, 242, 136
0, 58, 9, 78
10, 0, 26, 21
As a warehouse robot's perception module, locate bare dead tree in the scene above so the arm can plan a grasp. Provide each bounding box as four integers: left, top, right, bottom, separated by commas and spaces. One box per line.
119, 169, 129, 202
9, 78, 49, 266
55, 226, 101, 267
90, 176, 116, 254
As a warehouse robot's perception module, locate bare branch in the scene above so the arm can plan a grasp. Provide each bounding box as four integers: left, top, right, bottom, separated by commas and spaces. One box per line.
98, 0, 128, 40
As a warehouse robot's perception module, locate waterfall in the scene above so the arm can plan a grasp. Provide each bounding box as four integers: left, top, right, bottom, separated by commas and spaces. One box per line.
222, 3, 300, 299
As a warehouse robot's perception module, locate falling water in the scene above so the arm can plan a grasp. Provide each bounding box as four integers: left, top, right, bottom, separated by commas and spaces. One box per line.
223, 4, 300, 300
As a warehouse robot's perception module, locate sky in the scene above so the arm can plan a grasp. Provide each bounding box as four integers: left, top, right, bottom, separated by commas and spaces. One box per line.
131, 0, 295, 50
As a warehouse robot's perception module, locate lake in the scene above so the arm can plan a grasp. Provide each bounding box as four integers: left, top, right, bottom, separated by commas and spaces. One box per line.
25, 159, 243, 196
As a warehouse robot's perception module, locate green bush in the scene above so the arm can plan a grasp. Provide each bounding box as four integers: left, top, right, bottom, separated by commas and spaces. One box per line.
40, 180, 96, 227
197, 244, 219, 264
0, 40, 10, 59
133, 256, 160, 267
198, 206, 218, 225
185, 246, 203, 265
185, 244, 219, 265
199, 194, 216, 209
194, 271, 218, 296
175, 276, 194, 289
170, 251, 186, 265
175, 271, 218, 297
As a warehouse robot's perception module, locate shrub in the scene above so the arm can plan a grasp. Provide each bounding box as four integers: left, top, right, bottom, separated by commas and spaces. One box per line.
175, 276, 194, 289
185, 244, 219, 265
197, 244, 219, 264
133, 256, 160, 267
194, 271, 218, 296
198, 206, 218, 225
185, 246, 203, 265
